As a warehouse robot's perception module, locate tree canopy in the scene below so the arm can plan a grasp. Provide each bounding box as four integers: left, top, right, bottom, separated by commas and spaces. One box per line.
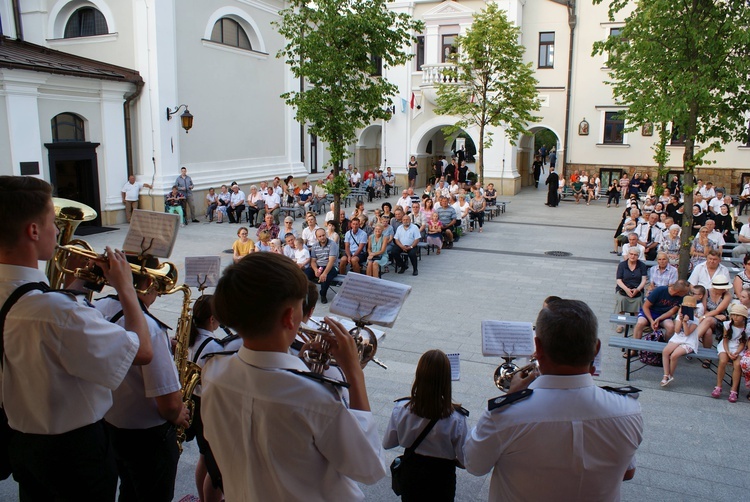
275, 0, 423, 168
434, 3, 539, 186
593, 0, 750, 278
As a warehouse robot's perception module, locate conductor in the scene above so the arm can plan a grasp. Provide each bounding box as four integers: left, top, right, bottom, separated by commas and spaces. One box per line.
464, 299, 643, 501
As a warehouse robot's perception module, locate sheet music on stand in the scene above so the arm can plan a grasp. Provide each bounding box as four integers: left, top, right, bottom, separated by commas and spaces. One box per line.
328, 274, 411, 328
123, 210, 180, 258
184, 256, 221, 289
481, 321, 535, 357
447, 353, 460, 381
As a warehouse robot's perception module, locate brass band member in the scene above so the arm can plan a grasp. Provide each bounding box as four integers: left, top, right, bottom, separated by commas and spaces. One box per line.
201, 253, 386, 500
465, 299, 643, 500
95, 256, 189, 501
0, 175, 153, 501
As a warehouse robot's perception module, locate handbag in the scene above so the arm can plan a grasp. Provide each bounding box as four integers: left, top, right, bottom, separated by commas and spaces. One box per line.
390, 418, 438, 496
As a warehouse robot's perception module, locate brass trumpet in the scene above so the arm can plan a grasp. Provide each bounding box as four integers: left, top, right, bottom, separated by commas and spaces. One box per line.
52, 244, 178, 295
493, 357, 539, 391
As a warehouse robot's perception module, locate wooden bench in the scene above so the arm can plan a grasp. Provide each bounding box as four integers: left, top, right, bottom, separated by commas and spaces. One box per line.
608, 337, 723, 382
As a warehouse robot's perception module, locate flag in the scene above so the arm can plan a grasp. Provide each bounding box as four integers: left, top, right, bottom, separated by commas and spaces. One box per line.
401, 98, 407, 112
410, 92, 415, 109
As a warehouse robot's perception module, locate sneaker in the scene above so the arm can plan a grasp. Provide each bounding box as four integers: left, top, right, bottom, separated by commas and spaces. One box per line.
729, 391, 738, 403
711, 386, 722, 398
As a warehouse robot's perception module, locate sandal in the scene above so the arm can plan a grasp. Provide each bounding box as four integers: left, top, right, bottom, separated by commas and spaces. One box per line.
702, 360, 712, 369
711, 386, 722, 398
660, 375, 673, 387
622, 350, 636, 359
729, 391, 738, 403
616, 326, 624, 333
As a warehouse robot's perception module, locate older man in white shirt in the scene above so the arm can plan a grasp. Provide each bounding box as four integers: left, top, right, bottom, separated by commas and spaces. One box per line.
688, 250, 729, 290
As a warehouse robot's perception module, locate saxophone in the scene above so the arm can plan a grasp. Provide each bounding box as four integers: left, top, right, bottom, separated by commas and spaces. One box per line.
167, 284, 200, 453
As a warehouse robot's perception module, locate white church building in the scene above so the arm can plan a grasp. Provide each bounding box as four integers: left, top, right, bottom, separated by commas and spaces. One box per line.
1, 0, 749, 223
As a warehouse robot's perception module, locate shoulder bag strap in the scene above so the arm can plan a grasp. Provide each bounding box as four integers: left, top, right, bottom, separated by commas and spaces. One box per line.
0, 282, 50, 368
404, 418, 438, 458
192, 336, 218, 363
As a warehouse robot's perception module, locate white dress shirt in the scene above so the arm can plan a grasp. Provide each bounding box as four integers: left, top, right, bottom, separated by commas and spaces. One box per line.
465, 374, 643, 502
382, 400, 467, 464
230, 190, 246, 207
121, 181, 144, 201
0, 265, 139, 434
96, 297, 181, 429
202, 347, 386, 501
687, 262, 730, 290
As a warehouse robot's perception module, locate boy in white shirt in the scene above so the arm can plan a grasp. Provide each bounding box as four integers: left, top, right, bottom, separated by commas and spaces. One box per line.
294, 237, 310, 269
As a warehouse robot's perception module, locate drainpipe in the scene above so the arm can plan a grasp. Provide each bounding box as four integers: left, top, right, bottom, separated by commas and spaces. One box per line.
12, 0, 23, 40
123, 80, 144, 176
562, 0, 576, 178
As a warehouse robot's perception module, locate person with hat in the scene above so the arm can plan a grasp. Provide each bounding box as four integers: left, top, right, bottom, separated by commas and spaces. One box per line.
630, 280, 691, 357
660, 295, 701, 386
693, 273, 734, 354
711, 303, 748, 402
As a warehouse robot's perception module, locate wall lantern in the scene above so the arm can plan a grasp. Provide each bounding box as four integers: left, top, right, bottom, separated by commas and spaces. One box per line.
166, 104, 194, 133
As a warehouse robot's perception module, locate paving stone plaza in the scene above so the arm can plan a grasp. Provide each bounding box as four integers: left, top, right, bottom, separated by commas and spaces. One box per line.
1, 180, 747, 501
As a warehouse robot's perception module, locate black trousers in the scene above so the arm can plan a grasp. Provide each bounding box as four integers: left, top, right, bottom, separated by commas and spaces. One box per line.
401, 453, 456, 502
107, 422, 180, 502
227, 204, 245, 223
390, 247, 417, 271
9, 420, 118, 502
304, 265, 339, 296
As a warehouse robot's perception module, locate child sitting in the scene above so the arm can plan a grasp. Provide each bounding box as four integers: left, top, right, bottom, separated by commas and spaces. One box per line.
426, 212, 444, 255
294, 237, 310, 269
660, 295, 700, 386
711, 303, 748, 402
257, 230, 272, 252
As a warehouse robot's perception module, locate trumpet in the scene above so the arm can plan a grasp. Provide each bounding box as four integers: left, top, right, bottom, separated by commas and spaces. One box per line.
52, 244, 178, 295
493, 357, 539, 391
297, 319, 387, 372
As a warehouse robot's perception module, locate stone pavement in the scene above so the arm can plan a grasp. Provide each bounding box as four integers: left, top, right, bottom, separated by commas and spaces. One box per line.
1, 178, 748, 501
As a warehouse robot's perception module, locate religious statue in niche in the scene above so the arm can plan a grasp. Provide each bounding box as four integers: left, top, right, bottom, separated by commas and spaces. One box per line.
641, 123, 653, 136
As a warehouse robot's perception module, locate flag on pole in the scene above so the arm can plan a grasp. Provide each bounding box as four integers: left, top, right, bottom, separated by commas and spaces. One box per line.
410, 92, 415, 109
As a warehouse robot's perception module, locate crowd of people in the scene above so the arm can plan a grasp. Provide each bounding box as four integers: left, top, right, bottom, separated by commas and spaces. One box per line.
611, 173, 750, 402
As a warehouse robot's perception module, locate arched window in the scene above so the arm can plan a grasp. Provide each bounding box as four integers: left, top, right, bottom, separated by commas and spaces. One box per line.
64, 7, 108, 38
210, 18, 252, 50
51, 113, 85, 142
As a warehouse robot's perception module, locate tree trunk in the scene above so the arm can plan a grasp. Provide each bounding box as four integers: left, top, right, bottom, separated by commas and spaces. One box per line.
677, 103, 699, 280
478, 123, 485, 187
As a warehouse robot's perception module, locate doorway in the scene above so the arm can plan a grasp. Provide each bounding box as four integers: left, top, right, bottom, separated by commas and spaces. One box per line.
45, 142, 102, 227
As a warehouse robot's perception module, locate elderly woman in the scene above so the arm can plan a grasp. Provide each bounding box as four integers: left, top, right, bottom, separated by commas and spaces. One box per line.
452, 194, 471, 232
690, 226, 716, 268
246, 185, 264, 227
614, 247, 649, 333
659, 224, 682, 266
648, 252, 678, 293
733, 254, 750, 298
694, 275, 733, 356
366, 223, 389, 277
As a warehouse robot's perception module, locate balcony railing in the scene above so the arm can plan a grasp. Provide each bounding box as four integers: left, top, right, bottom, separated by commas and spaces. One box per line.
420, 63, 460, 86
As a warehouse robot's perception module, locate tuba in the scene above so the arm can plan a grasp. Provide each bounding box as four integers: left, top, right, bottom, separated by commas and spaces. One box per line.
45, 198, 97, 290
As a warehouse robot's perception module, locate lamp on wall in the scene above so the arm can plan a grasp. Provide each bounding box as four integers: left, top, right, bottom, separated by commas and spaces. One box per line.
166, 104, 194, 133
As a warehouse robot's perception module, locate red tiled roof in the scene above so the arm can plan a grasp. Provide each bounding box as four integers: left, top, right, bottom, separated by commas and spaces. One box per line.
0, 36, 142, 85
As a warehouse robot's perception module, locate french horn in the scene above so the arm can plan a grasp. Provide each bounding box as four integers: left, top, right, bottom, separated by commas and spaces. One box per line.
297, 318, 387, 373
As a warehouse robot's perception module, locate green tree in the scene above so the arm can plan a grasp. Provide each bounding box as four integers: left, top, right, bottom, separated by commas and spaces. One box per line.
434, 3, 539, 187
593, 0, 750, 279
275, 0, 422, 223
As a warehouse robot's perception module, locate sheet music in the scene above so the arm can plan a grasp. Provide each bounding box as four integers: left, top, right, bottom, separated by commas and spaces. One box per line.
123, 210, 180, 258
481, 321, 535, 357
447, 353, 460, 381
329, 274, 411, 328
184, 256, 221, 288
591, 344, 602, 377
